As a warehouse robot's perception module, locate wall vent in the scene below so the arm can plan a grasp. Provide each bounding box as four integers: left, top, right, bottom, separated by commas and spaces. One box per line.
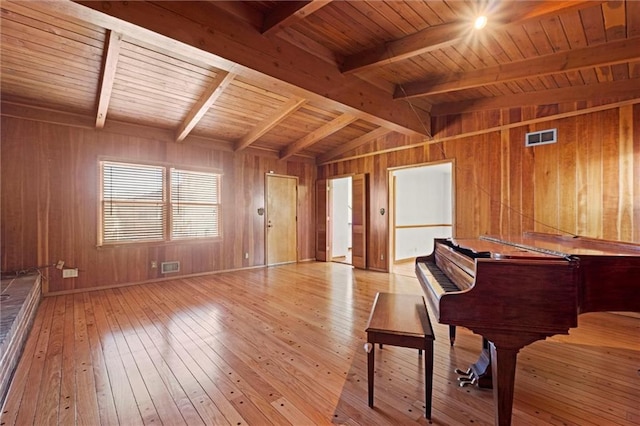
525, 128, 557, 147
161, 261, 180, 274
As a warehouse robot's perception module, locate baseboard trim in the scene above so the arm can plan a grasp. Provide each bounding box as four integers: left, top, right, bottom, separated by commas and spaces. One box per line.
43, 264, 268, 297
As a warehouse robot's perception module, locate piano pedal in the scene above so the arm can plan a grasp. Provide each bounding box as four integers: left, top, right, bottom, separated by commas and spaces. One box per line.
458, 376, 477, 387
455, 367, 477, 387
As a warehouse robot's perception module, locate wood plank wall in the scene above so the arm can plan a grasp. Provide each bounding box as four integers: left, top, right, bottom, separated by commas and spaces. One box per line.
318, 104, 640, 271
0, 116, 316, 294
2, 103, 639, 291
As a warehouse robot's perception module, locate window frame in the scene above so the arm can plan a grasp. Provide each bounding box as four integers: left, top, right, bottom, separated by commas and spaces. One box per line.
98, 159, 222, 247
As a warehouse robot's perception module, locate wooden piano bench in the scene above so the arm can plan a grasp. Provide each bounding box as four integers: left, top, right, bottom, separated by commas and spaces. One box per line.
364, 292, 435, 419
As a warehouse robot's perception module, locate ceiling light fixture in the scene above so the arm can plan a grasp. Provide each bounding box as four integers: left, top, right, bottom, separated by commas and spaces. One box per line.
474, 15, 487, 30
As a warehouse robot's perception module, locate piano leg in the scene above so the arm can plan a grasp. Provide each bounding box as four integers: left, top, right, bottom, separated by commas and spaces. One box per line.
490, 342, 519, 426
449, 325, 456, 346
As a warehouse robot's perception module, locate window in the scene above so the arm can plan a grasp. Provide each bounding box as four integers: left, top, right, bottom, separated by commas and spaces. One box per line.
171, 168, 220, 239
100, 161, 221, 245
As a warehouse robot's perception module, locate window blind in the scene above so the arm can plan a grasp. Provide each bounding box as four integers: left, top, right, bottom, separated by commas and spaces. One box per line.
101, 162, 165, 243
171, 169, 220, 239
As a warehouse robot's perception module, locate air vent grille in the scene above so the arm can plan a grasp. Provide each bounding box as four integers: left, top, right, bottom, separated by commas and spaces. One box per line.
161, 261, 180, 274
525, 128, 557, 147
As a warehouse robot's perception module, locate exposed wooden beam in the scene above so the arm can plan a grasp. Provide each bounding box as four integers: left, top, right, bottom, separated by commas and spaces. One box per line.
431, 79, 640, 116
396, 37, 640, 99
276, 27, 339, 66
342, 1, 604, 75
280, 113, 358, 160
175, 71, 236, 143
342, 22, 465, 75
234, 97, 307, 152
210, 1, 264, 29
262, 1, 332, 36
72, 0, 430, 137
316, 127, 391, 164
95, 30, 122, 128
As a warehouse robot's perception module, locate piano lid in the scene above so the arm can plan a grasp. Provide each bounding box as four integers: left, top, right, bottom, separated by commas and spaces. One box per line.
482, 233, 640, 258
448, 237, 565, 260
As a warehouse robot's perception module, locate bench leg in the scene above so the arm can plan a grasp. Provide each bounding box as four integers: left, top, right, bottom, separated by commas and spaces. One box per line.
424, 340, 434, 419
368, 344, 375, 407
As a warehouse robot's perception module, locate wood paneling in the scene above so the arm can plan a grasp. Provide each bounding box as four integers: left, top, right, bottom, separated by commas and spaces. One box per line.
0, 116, 316, 293
287, 161, 315, 262
319, 105, 640, 271
2, 104, 638, 285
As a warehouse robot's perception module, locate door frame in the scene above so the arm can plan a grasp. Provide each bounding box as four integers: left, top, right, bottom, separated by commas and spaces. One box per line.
328, 175, 353, 264
387, 159, 456, 271
316, 173, 367, 269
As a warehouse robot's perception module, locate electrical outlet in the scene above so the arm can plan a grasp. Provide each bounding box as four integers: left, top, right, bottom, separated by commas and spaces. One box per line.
244, 252, 249, 259
380, 254, 384, 261
151, 261, 157, 269
62, 268, 78, 278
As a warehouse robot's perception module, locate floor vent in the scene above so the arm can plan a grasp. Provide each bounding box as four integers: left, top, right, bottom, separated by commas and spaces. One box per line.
525, 128, 557, 147
161, 261, 180, 274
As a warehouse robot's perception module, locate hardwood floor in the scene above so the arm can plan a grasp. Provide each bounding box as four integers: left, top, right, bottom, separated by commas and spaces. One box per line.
1, 262, 638, 425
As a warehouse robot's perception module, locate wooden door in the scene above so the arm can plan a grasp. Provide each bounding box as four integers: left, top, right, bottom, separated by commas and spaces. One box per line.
266, 174, 297, 265
315, 179, 330, 261
351, 174, 367, 269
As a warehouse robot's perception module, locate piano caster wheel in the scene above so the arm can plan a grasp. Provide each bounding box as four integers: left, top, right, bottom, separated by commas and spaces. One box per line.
454, 368, 471, 376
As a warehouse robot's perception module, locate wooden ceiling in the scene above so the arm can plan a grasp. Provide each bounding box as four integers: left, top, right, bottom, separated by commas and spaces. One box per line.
2, 1, 639, 163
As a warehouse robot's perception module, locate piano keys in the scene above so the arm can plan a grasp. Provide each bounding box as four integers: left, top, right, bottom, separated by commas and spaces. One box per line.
416, 239, 490, 347
415, 232, 640, 426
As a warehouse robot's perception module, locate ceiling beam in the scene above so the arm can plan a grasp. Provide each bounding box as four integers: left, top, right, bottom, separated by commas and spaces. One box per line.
342, 1, 604, 75
175, 71, 236, 142
71, 0, 430, 137
234, 97, 307, 152
431, 79, 640, 116
395, 37, 640, 99
262, 1, 332, 36
210, 1, 264, 29
280, 113, 358, 160
317, 127, 392, 164
95, 30, 122, 128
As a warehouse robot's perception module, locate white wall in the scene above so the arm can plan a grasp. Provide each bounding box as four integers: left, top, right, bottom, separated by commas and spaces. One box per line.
331, 177, 351, 258
394, 163, 452, 260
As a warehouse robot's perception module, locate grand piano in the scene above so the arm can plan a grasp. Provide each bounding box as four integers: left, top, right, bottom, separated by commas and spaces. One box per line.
415, 231, 640, 426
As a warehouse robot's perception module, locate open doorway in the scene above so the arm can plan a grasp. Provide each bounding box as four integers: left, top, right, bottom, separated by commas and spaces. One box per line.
316, 174, 367, 268
330, 176, 352, 264
389, 161, 454, 276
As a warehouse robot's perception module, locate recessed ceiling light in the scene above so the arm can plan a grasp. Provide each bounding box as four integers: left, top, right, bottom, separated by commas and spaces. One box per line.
474, 15, 487, 30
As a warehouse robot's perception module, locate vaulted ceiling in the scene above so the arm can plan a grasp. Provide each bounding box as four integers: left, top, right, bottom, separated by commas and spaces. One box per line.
2, 1, 639, 164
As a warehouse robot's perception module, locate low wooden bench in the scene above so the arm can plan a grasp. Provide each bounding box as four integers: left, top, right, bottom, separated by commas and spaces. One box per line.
365, 292, 435, 419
